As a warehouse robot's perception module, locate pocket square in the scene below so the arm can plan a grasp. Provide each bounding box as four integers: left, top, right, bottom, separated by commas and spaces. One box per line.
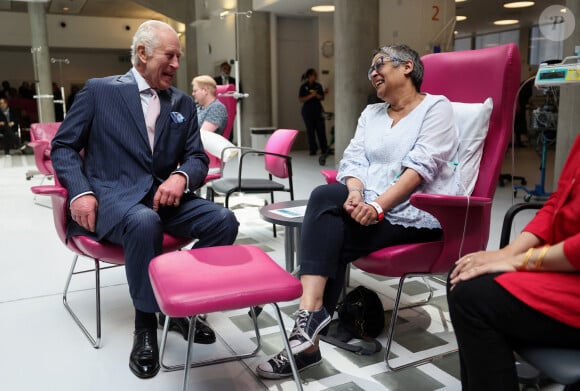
170, 111, 185, 123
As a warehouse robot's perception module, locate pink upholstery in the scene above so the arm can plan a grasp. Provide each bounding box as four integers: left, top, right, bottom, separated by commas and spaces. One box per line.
149, 245, 304, 390
29, 122, 61, 177
264, 128, 299, 179
31, 184, 191, 263
354, 44, 520, 276
31, 182, 192, 347
216, 84, 236, 141
207, 128, 299, 209
149, 245, 302, 318
204, 84, 237, 185
320, 169, 339, 184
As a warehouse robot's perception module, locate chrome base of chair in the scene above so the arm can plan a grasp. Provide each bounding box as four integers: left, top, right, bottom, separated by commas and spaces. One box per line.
385, 273, 457, 371
160, 304, 303, 391
62, 254, 122, 349
25, 169, 41, 181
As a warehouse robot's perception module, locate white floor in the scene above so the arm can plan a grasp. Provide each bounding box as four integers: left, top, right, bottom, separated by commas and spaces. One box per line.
0, 141, 563, 391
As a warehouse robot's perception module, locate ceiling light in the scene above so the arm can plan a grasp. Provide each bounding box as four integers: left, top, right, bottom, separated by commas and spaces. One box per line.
455, 0, 467, 3
494, 19, 519, 25
504, 1, 534, 8
456, 15, 467, 21
219, 10, 232, 19
311, 5, 335, 13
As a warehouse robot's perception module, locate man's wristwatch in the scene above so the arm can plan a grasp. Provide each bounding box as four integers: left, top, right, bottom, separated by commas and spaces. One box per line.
368, 201, 384, 222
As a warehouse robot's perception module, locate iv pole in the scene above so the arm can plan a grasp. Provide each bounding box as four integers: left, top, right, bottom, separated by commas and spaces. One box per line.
219, 9, 251, 147
50, 57, 70, 117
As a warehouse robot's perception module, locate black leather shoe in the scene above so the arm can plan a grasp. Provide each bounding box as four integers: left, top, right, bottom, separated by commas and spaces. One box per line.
129, 328, 159, 379
158, 313, 216, 344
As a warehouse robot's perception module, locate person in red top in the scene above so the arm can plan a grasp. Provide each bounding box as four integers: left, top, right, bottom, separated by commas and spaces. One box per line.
447, 134, 580, 390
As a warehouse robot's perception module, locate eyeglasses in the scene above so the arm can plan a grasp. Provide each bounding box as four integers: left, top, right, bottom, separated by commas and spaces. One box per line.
367, 56, 402, 80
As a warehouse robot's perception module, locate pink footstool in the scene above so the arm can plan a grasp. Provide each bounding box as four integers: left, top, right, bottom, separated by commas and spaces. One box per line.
149, 244, 303, 390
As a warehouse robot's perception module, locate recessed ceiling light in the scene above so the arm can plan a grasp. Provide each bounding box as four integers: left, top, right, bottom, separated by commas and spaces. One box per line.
455, 0, 467, 3
311, 5, 335, 12
504, 1, 535, 8
456, 15, 467, 21
494, 19, 519, 25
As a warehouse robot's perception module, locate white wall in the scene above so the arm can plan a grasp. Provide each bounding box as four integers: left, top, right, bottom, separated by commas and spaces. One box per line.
276, 16, 318, 133
378, 0, 456, 55
0, 12, 155, 49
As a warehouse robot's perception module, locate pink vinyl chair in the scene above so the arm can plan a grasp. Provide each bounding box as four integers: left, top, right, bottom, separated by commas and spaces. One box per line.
206, 128, 299, 208
26, 122, 61, 183
31, 181, 193, 348
149, 245, 303, 391
216, 83, 237, 142
324, 44, 521, 370
202, 84, 238, 186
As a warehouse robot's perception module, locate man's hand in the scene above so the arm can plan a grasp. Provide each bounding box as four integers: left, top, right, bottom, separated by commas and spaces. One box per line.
153, 174, 187, 212
71, 194, 98, 232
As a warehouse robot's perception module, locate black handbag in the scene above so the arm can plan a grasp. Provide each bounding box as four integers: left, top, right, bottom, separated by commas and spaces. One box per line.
320, 285, 385, 355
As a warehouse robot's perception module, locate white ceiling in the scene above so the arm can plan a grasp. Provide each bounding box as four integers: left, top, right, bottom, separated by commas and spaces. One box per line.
1, 0, 569, 37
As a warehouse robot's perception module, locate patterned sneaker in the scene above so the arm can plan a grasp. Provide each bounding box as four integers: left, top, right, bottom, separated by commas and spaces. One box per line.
288, 307, 331, 354
256, 349, 322, 379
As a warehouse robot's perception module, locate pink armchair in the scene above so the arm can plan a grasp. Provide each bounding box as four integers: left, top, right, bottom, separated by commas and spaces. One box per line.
26, 122, 61, 183
332, 44, 521, 370
31, 181, 192, 348
202, 84, 238, 187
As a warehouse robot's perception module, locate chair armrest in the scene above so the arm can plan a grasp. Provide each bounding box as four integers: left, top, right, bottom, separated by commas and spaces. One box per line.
30, 185, 67, 198
499, 202, 543, 248
320, 169, 339, 184
236, 148, 292, 180
410, 193, 494, 266
28, 140, 50, 154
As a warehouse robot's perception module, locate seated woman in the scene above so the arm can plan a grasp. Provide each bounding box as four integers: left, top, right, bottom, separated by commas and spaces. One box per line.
448, 135, 580, 391
256, 44, 459, 379
191, 75, 228, 135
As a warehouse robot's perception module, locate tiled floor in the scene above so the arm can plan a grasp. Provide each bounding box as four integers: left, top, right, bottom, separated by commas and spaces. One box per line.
0, 141, 564, 390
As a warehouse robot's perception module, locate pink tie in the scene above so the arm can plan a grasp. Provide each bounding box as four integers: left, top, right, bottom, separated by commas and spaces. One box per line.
145, 89, 160, 151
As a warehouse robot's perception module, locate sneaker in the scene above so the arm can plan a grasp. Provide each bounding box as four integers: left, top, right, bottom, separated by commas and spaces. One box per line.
256, 349, 322, 379
288, 307, 331, 354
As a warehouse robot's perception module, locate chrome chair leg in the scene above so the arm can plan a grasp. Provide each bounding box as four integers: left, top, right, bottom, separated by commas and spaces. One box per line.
159, 308, 262, 372
385, 273, 457, 371
62, 255, 101, 348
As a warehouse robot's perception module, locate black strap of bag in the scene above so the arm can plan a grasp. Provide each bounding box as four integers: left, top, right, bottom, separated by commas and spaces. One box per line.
319, 286, 385, 356
320, 331, 383, 355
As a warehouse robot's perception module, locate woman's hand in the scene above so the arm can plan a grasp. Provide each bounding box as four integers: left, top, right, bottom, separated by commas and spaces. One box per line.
351, 203, 379, 226
449, 249, 520, 287
344, 193, 377, 226
343, 191, 362, 212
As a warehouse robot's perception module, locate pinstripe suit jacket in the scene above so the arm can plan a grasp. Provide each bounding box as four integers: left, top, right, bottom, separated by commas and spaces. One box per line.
51, 70, 209, 240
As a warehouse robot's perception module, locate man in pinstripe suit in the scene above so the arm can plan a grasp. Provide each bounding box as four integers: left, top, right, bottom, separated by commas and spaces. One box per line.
51, 20, 239, 379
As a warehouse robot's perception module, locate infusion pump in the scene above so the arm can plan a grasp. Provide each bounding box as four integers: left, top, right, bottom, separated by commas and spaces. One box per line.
535, 56, 580, 87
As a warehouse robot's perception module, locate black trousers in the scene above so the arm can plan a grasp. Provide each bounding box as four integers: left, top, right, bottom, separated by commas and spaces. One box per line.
299, 184, 441, 316
0, 125, 19, 154
448, 272, 580, 391
104, 194, 239, 313
302, 111, 328, 154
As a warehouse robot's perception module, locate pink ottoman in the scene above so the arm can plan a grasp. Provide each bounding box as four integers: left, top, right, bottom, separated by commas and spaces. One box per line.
149, 244, 303, 390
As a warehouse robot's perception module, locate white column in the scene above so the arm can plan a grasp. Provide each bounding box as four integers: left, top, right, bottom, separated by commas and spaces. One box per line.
28, 1, 55, 122
333, 0, 379, 159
